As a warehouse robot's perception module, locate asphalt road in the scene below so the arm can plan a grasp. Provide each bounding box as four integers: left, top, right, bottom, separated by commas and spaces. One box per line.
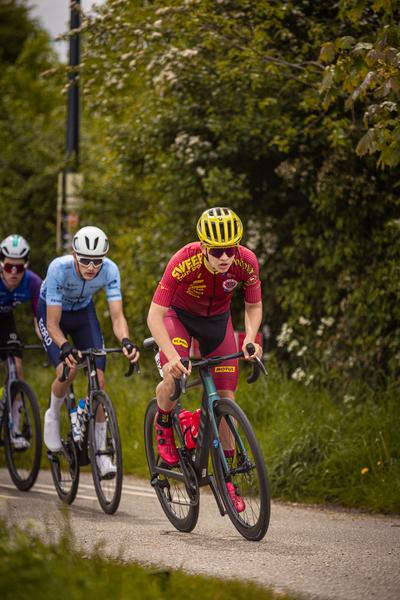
0, 467, 399, 600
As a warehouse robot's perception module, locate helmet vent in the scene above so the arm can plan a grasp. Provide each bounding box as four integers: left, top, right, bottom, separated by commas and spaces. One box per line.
219, 222, 225, 242
227, 221, 232, 240
211, 222, 218, 240
204, 222, 211, 241
85, 236, 99, 251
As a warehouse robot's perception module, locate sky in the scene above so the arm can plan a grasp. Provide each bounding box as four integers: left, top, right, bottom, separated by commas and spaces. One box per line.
28, 0, 106, 62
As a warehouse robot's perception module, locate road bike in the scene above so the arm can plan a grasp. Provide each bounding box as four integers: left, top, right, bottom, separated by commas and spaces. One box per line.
47, 347, 139, 515
143, 339, 270, 541
0, 343, 43, 491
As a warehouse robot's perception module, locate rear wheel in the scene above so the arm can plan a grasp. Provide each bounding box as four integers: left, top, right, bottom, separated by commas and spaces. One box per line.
49, 395, 79, 504
4, 381, 42, 491
89, 392, 122, 515
144, 398, 199, 533
210, 398, 270, 541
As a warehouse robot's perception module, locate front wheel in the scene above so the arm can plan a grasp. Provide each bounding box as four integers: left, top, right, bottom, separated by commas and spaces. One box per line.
144, 398, 199, 533
4, 381, 42, 491
89, 392, 122, 515
49, 395, 80, 504
210, 398, 270, 541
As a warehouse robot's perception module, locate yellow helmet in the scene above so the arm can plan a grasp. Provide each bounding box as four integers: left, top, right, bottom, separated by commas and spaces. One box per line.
197, 207, 243, 247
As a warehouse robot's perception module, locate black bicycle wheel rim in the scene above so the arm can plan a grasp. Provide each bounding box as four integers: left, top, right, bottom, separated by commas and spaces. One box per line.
89, 392, 122, 515
49, 395, 80, 504
4, 381, 42, 491
210, 398, 270, 541
144, 399, 199, 533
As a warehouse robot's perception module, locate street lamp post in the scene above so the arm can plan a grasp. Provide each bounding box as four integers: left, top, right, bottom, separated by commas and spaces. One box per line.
57, 0, 83, 254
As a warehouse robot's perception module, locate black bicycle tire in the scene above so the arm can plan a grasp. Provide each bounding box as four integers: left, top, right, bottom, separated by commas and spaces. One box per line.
144, 398, 199, 533
4, 381, 42, 491
89, 391, 123, 515
210, 398, 270, 541
49, 395, 80, 504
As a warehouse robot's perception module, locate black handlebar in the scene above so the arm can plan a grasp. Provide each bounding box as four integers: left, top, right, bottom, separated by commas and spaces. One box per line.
168, 343, 267, 401
0, 344, 44, 351
58, 347, 140, 382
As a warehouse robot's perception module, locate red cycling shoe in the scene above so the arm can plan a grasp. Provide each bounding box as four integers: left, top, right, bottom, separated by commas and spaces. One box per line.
154, 413, 179, 466
226, 482, 245, 512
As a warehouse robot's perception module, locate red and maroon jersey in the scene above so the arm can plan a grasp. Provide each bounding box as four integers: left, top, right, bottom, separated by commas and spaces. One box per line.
152, 242, 261, 317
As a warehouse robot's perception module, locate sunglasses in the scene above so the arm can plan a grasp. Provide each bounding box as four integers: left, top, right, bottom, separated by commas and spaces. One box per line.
76, 255, 105, 268
207, 246, 238, 259
1, 261, 27, 273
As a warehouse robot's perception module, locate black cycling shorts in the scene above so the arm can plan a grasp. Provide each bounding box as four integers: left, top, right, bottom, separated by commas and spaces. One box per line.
160, 305, 239, 392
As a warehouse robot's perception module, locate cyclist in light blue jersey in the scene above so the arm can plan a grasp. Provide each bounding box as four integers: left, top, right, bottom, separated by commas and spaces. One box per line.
37, 226, 139, 476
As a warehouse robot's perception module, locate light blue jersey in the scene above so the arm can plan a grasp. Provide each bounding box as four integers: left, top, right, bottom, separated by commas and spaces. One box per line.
40, 255, 122, 311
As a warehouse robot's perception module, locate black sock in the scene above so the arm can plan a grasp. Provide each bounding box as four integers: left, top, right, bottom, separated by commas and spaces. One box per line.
157, 409, 173, 428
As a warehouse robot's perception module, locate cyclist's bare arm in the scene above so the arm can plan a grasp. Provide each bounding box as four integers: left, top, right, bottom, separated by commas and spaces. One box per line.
147, 301, 191, 378
46, 305, 81, 368
243, 300, 263, 360
108, 299, 140, 362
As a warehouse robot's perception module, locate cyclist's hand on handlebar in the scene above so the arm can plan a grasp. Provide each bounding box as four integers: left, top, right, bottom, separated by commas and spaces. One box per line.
242, 338, 263, 361
121, 337, 140, 362
59, 341, 81, 368
168, 355, 191, 379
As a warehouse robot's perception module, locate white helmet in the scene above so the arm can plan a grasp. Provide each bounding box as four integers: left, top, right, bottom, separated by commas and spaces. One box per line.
0, 234, 31, 261
72, 226, 109, 257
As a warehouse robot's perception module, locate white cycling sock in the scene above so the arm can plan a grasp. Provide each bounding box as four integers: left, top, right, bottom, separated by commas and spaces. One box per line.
95, 421, 107, 451
12, 399, 23, 431
49, 392, 65, 419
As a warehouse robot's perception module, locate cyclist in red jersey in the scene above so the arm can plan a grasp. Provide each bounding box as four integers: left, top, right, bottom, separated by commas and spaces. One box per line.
147, 207, 263, 512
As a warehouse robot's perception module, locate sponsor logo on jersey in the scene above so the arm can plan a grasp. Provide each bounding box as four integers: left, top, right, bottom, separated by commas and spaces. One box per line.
222, 279, 238, 292
215, 366, 236, 372
233, 257, 255, 275
247, 274, 258, 284
172, 253, 203, 281
187, 279, 206, 298
172, 337, 189, 348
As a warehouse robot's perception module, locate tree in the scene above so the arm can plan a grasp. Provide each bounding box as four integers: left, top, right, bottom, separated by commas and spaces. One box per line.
0, 0, 65, 340
52, 0, 400, 386
319, 0, 400, 168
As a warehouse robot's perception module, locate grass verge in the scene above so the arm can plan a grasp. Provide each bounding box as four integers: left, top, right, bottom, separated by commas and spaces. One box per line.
0, 516, 298, 600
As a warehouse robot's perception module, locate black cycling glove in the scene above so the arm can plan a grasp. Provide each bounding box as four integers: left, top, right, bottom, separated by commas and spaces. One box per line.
59, 341, 76, 362
122, 338, 139, 354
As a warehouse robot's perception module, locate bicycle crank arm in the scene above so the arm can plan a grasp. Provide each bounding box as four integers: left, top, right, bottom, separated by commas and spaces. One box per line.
177, 448, 198, 496
208, 474, 226, 517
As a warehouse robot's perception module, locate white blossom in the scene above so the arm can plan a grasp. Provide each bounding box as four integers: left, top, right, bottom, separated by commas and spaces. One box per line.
321, 316, 335, 327
291, 368, 306, 381
296, 345, 307, 357
287, 339, 300, 352
298, 316, 311, 326
276, 323, 293, 347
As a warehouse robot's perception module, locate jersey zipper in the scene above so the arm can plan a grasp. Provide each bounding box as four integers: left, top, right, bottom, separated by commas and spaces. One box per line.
72, 279, 86, 311
208, 271, 217, 317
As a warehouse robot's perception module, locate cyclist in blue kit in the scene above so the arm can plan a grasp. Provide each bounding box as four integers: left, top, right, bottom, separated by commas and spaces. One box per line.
0, 234, 42, 448
37, 226, 139, 476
